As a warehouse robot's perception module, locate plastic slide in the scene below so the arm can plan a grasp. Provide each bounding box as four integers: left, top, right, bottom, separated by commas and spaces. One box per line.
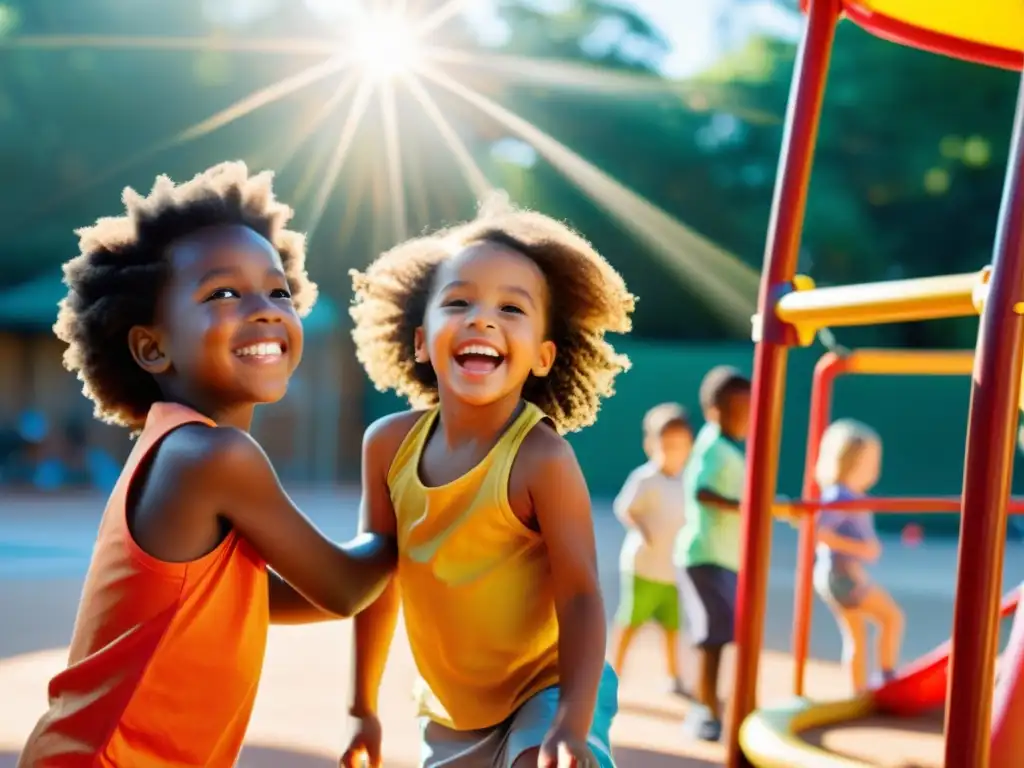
740, 584, 1024, 767
874, 587, 1021, 717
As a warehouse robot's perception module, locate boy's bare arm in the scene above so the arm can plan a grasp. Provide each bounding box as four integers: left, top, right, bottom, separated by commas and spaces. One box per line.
524, 426, 607, 741
696, 487, 741, 513
268, 571, 336, 624
817, 529, 881, 561
154, 424, 397, 619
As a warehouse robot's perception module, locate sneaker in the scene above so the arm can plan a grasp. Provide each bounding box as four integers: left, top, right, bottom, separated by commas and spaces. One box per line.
696, 717, 722, 742
684, 707, 723, 742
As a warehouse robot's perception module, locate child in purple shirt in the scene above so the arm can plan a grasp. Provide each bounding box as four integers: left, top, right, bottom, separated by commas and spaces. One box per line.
813, 419, 905, 692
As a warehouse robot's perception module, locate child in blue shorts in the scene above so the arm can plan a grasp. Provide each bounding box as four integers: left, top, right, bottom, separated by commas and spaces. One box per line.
611, 403, 692, 695
675, 366, 751, 742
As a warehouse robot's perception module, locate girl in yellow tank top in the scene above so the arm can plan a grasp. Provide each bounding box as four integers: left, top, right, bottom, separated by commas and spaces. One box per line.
344, 196, 635, 768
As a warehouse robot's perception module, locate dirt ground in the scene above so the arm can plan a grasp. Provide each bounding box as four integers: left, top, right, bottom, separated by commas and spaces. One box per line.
0, 489, 994, 766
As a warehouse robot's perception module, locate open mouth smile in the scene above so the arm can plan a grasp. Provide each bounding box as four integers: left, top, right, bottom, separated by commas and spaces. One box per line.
233, 340, 287, 363
453, 342, 505, 376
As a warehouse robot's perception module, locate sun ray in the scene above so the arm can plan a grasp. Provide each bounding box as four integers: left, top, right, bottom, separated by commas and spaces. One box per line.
402, 75, 491, 200
422, 65, 760, 332
306, 78, 377, 239
176, 56, 351, 143
426, 48, 779, 125
404, 144, 432, 233
0, 35, 338, 55
370, 152, 392, 253
251, 70, 360, 173
378, 81, 409, 241
413, 0, 473, 38
335, 153, 373, 248
428, 47, 680, 96
11, 54, 353, 226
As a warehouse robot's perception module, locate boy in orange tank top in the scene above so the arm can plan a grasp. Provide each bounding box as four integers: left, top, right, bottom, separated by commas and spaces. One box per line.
18, 162, 397, 768
342, 194, 634, 768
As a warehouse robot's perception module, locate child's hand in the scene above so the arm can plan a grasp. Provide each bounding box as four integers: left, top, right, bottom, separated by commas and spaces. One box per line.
538, 727, 597, 768
772, 495, 799, 526
863, 539, 882, 563
340, 713, 382, 768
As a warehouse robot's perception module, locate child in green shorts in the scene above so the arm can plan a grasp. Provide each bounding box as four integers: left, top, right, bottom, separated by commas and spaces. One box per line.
611, 403, 693, 695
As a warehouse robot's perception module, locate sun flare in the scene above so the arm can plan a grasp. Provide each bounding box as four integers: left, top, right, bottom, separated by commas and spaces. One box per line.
352, 13, 423, 81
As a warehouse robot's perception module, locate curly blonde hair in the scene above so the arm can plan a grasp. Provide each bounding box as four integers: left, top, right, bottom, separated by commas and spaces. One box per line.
55, 161, 317, 429
350, 194, 635, 433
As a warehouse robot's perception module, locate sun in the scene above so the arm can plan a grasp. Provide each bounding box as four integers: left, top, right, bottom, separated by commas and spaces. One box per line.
352, 13, 423, 81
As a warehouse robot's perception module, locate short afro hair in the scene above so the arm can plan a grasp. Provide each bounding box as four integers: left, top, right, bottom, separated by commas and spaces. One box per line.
699, 365, 751, 413
54, 161, 317, 430
350, 194, 635, 433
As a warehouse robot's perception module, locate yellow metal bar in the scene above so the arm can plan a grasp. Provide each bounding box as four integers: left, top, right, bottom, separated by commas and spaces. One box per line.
776, 270, 988, 335
842, 349, 975, 376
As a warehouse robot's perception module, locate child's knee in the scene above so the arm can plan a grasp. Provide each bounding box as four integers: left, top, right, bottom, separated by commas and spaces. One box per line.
511, 747, 541, 768
884, 604, 905, 632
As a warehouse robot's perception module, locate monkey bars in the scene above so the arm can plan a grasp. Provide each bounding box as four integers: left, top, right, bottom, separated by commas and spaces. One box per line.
728, 0, 1024, 765
774, 271, 989, 343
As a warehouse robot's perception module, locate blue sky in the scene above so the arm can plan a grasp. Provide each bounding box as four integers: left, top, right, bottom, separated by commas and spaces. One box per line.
627, 0, 803, 75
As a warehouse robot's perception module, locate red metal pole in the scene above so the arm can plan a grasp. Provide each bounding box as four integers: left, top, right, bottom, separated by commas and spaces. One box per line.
944, 72, 1024, 768
725, 0, 840, 764
792, 353, 844, 695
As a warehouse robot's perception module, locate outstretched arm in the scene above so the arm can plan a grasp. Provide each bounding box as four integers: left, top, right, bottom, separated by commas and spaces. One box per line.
695, 443, 743, 513
268, 570, 335, 624
526, 427, 607, 741
156, 424, 397, 619
696, 488, 740, 513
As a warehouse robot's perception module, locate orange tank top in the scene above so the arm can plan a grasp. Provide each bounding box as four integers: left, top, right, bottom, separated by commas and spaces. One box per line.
18, 403, 269, 768
388, 403, 561, 731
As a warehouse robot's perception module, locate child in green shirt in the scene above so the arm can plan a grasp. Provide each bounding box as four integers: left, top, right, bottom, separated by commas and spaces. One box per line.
675, 366, 751, 742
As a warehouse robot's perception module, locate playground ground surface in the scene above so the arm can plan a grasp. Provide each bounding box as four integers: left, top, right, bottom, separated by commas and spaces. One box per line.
4, 488, 1020, 767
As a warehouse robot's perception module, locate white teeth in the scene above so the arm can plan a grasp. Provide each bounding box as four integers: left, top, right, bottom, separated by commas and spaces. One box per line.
458, 344, 501, 358
235, 342, 283, 357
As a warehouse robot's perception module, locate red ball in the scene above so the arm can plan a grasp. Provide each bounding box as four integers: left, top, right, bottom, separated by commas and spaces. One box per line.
902, 523, 924, 547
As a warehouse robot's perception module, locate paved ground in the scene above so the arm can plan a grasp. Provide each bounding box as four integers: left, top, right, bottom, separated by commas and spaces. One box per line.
2, 488, 1022, 766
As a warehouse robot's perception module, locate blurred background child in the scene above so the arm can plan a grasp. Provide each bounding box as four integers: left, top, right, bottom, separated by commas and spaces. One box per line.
814, 418, 905, 693
611, 403, 693, 696
676, 366, 750, 742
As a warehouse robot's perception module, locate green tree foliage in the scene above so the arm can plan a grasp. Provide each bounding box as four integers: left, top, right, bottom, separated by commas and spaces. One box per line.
0, 0, 1019, 347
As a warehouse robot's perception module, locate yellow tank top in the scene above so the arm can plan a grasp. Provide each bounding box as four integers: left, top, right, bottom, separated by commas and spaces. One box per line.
388, 402, 561, 730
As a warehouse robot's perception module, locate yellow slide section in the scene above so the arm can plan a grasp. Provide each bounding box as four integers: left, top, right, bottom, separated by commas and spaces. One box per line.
846, 0, 1024, 56
739, 695, 876, 768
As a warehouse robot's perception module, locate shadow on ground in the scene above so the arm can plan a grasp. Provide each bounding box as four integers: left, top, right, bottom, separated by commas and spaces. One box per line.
0, 748, 724, 768
614, 746, 720, 767
802, 709, 944, 768
0, 746, 415, 768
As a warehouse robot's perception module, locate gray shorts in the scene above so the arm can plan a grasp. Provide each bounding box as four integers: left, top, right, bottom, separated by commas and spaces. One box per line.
420, 665, 618, 768
814, 565, 870, 609
678, 564, 738, 648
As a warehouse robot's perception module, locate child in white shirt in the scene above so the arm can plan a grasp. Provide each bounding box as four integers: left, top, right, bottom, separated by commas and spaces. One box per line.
611, 403, 692, 695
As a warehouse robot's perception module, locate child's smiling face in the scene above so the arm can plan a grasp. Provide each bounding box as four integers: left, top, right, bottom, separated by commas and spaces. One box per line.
415, 241, 556, 408
129, 224, 304, 413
